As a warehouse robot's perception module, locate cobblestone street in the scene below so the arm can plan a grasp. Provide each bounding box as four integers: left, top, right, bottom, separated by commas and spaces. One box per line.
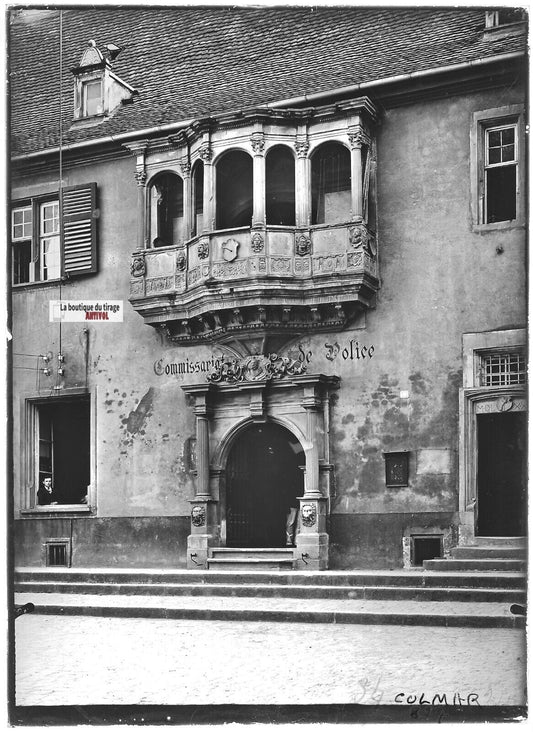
15, 614, 526, 708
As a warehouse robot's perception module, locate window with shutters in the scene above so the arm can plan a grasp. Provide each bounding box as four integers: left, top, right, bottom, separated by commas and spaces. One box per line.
11, 183, 98, 285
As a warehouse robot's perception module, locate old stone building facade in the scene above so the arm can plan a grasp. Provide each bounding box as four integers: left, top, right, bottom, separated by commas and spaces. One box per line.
10, 7, 527, 570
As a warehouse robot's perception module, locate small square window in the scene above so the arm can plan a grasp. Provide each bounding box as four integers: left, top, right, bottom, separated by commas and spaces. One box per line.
384, 451, 409, 487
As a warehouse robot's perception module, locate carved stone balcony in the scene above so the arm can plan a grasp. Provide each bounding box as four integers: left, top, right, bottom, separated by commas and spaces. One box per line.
129, 221, 378, 346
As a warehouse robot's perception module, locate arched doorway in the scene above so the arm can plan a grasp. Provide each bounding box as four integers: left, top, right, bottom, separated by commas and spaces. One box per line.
226, 423, 305, 547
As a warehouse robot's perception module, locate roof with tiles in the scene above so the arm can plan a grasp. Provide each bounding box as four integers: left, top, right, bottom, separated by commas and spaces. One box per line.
9, 5, 527, 158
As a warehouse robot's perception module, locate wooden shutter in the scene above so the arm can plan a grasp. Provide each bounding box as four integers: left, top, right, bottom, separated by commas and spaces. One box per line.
61, 183, 97, 276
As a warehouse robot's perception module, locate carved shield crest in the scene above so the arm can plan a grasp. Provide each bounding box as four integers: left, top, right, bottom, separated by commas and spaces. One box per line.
222, 238, 240, 262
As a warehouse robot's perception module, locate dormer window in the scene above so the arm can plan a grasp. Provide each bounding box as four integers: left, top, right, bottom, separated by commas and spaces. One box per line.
71, 40, 136, 123
485, 8, 527, 28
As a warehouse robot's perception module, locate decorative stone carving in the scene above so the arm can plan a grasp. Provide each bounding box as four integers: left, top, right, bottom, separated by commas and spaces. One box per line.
301, 504, 317, 527
294, 258, 310, 274
212, 260, 247, 279
130, 280, 144, 296
251, 133, 265, 155
347, 252, 363, 269
197, 240, 209, 259
191, 505, 206, 527
134, 170, 147, 187
179, 160, 191, 177
498, 396, 514, 412
208, 353, 307, 384
348, 130, 370, 149
249, 257, 267, 274
176, 251, 187, 272
295, 234, 311, 257
270, 257, 291, 274
295, 140, 310, 158
251, 232, 264, 253
131, 256, 146, 277
198, 144, 212, 162
222, 238, 240, 262
349, 224, 377, 256
314, 254, 345, 273
146, 276, 174, 293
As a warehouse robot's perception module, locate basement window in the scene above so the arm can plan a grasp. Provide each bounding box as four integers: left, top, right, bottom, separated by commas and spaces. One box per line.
411, 535, 443, 566
44, 539, 71, 567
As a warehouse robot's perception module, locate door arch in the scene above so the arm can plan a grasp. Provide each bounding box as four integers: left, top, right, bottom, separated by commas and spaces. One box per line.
225, 422, 305, 547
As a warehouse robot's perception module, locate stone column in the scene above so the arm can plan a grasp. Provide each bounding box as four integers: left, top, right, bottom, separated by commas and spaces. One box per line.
348, 131, 364, 221
134, 170, 148, 249
295, 139, 310, 227
251, 132, 265, 226
199, 143, 214, 232
295, 392, 328, 570
180, 159, 192, 242
185, 384, 218, 568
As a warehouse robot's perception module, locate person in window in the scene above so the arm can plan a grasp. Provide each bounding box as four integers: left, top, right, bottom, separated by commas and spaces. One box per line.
37, 476, 58, 506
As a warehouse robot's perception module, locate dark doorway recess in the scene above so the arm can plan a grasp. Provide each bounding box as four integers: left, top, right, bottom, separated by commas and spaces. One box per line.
226, 423, 304, 547
477, 412, 527, 536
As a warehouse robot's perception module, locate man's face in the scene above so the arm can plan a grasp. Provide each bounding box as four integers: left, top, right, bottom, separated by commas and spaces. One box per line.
43, 478, 52, 491
192, 506, 203, 518
302, 504, 314, 519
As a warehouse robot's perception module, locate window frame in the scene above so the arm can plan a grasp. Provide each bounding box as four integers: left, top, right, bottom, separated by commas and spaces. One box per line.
20, 389, 95, 515
82, 78, 103, 117
11, 184, 98, 287
11, 194, 59, 286
470, 105, 525, 231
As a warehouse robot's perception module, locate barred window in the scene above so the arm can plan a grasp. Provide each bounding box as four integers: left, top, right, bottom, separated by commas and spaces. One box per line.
481, 352, 525, 386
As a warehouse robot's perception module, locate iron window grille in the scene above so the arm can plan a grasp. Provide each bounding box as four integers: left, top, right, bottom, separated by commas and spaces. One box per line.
481, 352, 526, 387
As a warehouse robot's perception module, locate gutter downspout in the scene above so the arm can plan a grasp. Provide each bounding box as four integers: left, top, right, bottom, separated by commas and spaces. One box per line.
12, 51, 524, 162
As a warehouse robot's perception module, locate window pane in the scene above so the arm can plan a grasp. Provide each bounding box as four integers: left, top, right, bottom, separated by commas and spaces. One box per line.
13, 241, 32, 284
84, 80, 101, 116
486, 165, 517, 223
488, 147, 501, 165
501, 144, 515, 162
41, 236, 61, 280
12, 206, 32, 239
487, 129, 501, 148
41, 202, 59, 234
501, 127, 515, 145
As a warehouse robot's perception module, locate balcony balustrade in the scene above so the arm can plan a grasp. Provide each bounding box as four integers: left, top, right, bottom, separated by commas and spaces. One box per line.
130, 221, 378, 345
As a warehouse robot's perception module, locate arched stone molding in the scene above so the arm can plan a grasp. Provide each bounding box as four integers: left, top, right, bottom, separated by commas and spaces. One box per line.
182, 372, 339, 569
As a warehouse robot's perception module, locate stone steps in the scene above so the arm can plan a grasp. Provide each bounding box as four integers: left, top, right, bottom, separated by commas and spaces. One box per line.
451, 546, 525, 560
13, 590, 525, 629
15, 567, 526, 589
471, 536, 526, 547
206, 548, 295, 571
14, 579, 526, 604
424, 536, 527, 573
